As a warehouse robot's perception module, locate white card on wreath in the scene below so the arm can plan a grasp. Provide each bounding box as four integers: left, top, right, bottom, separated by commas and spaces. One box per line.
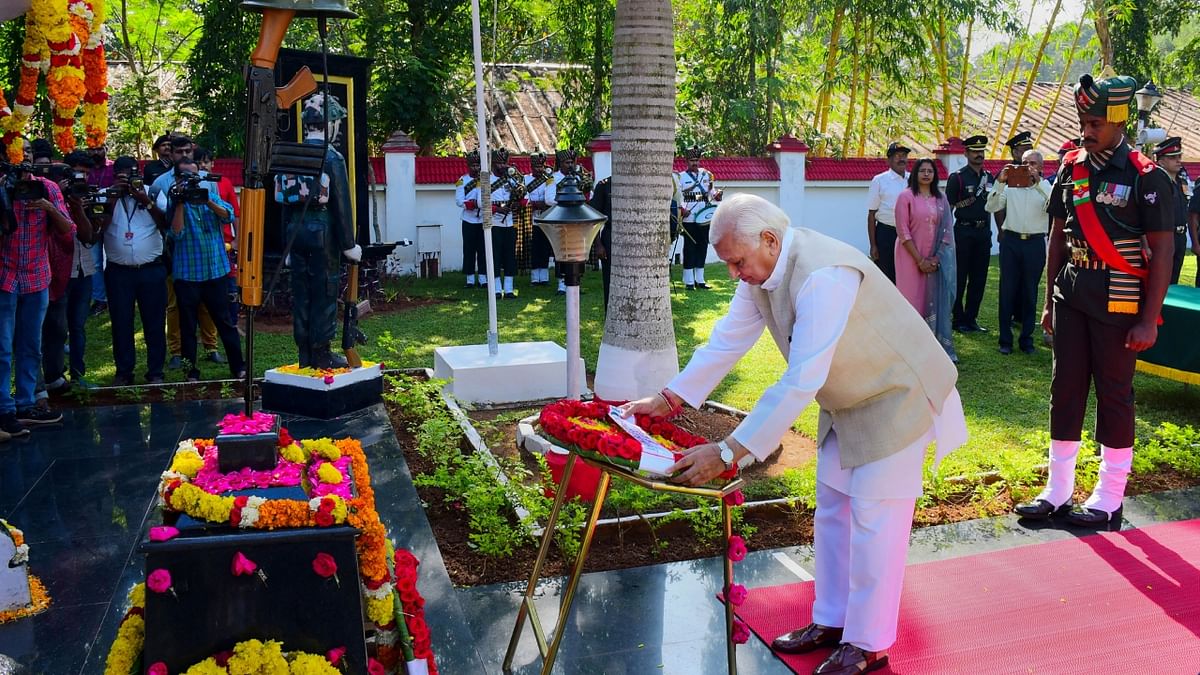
608, 406, 677, 476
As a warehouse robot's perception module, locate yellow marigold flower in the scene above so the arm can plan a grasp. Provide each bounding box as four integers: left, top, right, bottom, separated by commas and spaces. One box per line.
288, 653, 340, 674
170, 450, 204, 478
128, 583, 145, 609
183, 659, 227, 675
365, 593, 394, 626
317, 463, 343, 485
302, 438, 341, 461
280, 443, 307, 464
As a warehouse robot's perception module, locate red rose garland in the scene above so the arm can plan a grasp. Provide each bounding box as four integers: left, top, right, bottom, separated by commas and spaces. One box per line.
538, 398, 712, 473
394, 549, 438, 675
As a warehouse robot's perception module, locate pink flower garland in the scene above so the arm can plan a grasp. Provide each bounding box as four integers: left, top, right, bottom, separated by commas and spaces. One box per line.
191, 441, 304, 493
306, 454, 354, 499
217, 411, 276, 436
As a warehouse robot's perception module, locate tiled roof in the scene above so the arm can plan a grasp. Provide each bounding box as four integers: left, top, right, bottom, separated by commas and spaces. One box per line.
806, 157, 895, 181
451, 64, 567, 155
414, 156, 598, 184
674, 157, 779, 181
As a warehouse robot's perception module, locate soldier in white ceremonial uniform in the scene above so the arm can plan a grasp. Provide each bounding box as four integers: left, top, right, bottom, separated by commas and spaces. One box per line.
525, 151, 554, 285
676, 146, 721, 290
545, 148, 591, 294
454, 150, 485, 288
621, 194, 966, 675
488, 147, 525, 298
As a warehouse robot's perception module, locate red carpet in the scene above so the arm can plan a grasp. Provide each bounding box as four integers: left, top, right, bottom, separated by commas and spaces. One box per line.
734, 519, 1200, 674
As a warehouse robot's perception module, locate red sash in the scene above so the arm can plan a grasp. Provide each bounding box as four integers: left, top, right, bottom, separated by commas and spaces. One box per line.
1065, 148, 1148, 280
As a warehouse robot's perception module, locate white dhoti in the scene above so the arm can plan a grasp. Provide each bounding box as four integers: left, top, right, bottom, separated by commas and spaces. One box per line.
812, 389, 968, 652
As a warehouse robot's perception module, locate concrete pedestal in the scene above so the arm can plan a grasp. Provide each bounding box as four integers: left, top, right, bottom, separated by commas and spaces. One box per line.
433, 341, 585, 405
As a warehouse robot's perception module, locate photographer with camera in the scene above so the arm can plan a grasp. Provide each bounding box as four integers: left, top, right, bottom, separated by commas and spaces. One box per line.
101, 156, 170, 385
152, 136, 222, 369
33, 151, 98, 403
165, 157, 244, 382
0, 156, 76, 438
986, 148, 1052, 356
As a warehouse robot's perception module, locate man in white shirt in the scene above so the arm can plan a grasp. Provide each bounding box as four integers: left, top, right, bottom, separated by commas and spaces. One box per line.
102, 156, 169, 385
985, 148, 1052, 355
454, 150, 485, 289
622, 194, 966, 675
865, 142, 910, 283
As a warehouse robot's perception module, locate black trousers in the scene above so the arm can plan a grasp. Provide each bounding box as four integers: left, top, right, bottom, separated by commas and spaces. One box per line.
953, 224, 992, 326
174, 277, 245, 379
1170, 230, 1186, 285
530, 226, 552, 269
682, 221, 709, 269
874, 222, 898, 283
106, 262, 167, 381
998, 234, 1046, 350
1050, 299, 1136, 448
492, 226, 517, 278
461, 220, 486, 278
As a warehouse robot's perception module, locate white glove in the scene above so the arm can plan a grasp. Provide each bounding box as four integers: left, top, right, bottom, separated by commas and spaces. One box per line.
343, 244, 362, 262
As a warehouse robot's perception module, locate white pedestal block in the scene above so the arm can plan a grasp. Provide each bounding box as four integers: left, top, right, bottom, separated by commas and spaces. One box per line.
433, 341, 585, 405
0, 536, 31, 612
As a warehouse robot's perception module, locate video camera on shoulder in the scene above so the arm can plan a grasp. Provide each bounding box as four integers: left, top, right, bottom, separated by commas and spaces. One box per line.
170, 171, 219, 206
1, 162, 50, 203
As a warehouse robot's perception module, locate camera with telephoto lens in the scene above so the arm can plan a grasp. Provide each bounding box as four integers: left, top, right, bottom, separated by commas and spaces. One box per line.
170, 171, 219, 206
84, 187, 118, 217
1, 162, 50, 203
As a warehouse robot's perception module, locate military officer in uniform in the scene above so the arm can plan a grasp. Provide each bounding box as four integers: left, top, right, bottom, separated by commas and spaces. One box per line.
677, 146, 720, 290
274, 101, 359, 369
546, 148, 592, 294
1005, 131, 1034, 163
946, 135, 996, 332
454, 150, 485, 289
525, 151, 554, 285
488, 148, 525, 298
1154, 137, 1191, 284
1015, 74, 1174, 527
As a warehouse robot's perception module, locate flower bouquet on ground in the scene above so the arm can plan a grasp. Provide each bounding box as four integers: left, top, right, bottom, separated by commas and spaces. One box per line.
538, 398, 727, 480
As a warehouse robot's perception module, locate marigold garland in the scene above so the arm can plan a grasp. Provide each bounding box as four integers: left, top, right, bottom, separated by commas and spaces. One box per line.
0, 576, 51, 624
102, 583, 146, 675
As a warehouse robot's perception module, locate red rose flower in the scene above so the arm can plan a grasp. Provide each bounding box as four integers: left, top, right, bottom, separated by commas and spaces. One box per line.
367, 658, 386, 675
312, 552, 338, 578
732, 618, 751, 644
314, 510, 335, 527
728, 535, 748, 562
147, 662, 168, 675
723, 490, 745, 506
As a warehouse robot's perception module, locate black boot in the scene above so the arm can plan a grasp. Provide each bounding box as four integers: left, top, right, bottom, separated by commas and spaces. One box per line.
311, 343, 348, 370
297, 342, 312, 368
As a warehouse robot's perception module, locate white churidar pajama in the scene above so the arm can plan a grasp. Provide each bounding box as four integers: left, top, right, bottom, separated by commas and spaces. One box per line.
668, 232, 967, 652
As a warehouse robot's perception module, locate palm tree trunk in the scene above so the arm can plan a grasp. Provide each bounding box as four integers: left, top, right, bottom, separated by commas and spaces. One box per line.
594, 0, 679, 399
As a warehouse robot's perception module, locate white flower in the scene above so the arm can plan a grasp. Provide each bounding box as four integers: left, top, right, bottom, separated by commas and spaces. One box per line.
362, 581, 394, 600
239, 497, 267, 528
11, 544, 29, 566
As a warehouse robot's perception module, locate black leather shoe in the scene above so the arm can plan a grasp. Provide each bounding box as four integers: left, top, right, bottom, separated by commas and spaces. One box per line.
1020, 345, 1036, 354
999, 345, 1013, 355
1014, 498, 1072, 520
1066, 505, 1123, 528
771, 623, 843, 654
684, 284, 695, 291
813, 644, 889, 675
694, 282, 711, 290
967, 322, 989, 333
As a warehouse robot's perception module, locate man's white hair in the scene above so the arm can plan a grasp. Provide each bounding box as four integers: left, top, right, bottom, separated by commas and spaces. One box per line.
709, 193, 790, 246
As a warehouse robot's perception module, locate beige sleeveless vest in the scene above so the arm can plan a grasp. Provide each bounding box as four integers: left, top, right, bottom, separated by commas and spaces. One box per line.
747, 228, 958, 468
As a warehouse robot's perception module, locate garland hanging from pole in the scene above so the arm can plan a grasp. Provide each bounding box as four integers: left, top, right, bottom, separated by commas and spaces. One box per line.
1, 0, 108, 160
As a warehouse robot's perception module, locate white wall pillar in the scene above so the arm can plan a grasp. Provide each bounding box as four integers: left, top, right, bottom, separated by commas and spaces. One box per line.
588, 131, 612, 180
771, 134, 808, 228
935, 137, 968, 174
383, 130, 419, 270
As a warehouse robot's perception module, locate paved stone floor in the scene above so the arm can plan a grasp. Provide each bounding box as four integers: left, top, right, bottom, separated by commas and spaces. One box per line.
1, 401, 1198, 674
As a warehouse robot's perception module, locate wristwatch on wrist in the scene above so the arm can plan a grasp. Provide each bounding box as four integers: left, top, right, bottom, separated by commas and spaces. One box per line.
717, 440, 735, 472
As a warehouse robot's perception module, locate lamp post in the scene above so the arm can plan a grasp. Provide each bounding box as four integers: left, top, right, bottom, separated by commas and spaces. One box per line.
534, 175, 606, 399
1134, 80, 1166, 147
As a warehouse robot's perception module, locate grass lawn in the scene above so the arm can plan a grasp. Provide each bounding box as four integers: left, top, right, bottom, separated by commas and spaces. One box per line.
83, 255, 1200, 498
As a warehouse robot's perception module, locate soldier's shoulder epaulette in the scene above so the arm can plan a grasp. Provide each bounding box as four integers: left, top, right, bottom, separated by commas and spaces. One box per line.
1127, 150, 1157, 175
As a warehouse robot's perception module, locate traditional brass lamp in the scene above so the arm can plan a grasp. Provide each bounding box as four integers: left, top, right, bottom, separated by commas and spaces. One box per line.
1134, 80, 1166, 146
534, 175, 606, 399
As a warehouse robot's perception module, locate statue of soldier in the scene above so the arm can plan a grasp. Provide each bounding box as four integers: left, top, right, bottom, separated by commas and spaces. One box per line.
274, 95, 361, 368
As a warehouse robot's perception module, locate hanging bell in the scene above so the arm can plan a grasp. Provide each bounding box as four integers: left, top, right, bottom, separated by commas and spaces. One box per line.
241, 0, 357, 19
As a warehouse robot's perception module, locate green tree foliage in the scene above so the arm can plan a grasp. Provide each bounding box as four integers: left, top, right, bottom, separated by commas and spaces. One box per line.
552, 0, 613, 150
185, 0, 258, 156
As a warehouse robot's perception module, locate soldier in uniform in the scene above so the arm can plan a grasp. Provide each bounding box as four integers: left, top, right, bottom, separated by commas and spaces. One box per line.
1004, 131, 1034, 163
454, 150, 485, 289
273, 99, 359, 369
1154, 137, 1190, 284
546, 148, 592, 294
488, 147, 525, 299
525, 151, 554, 285
677, 146, 720, 290
1015, 74, 1174, 527
946, 135, 996, 332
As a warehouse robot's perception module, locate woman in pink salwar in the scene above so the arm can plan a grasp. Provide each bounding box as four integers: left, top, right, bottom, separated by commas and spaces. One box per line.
895, 158, 958, 362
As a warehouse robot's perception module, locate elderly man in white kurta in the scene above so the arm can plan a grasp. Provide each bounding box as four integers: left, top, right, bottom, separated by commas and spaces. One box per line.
621, 193, 967, 675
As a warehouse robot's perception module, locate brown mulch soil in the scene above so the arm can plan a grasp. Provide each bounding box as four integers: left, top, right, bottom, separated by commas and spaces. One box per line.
391, 401, 1200, 587
254, 295, 446, 333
